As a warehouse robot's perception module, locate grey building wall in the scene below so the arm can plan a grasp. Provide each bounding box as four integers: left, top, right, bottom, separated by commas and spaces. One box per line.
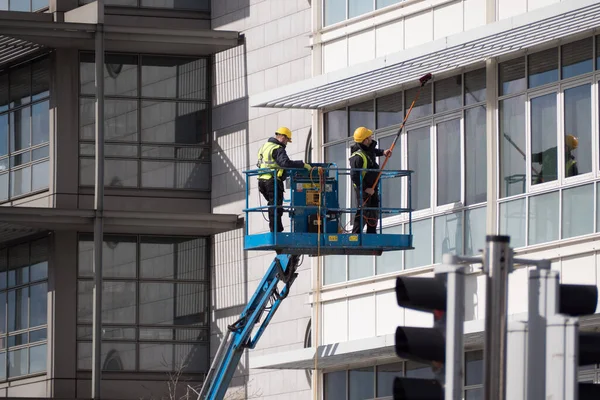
210, 0, 313, 399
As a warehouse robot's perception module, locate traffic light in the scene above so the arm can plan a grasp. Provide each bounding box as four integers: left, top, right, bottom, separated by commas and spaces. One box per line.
393, 275, 447, 400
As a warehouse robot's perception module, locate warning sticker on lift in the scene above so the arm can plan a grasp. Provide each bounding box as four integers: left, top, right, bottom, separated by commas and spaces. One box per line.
349, 235, 358, 242
328, 235, 338, 242
296, 183, 333, 192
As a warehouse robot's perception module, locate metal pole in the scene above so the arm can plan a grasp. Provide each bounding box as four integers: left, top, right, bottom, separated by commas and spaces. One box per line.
92, 1, 105, 398
483, 235, 511, 400
441, 255, 466, 400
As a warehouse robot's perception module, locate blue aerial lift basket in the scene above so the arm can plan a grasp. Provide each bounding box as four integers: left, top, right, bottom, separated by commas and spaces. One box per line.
243, 163, 414, 256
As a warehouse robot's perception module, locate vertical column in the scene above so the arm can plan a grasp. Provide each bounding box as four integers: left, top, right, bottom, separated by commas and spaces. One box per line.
483, 235, 511, 400
486, 0, 497, 23
485, 58, 498, 234
91, 1, 105, 399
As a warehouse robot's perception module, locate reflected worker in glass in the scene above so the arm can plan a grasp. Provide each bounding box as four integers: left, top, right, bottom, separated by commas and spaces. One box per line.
532, 134, 579, 184
349, 127, 392, 234
256, 127, 312, 232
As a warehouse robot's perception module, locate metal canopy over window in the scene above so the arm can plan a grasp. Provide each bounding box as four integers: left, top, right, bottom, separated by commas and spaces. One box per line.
250, 0, 600, 110
0, 36, 45, 68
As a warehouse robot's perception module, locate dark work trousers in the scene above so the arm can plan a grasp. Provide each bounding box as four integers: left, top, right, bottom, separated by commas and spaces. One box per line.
259, 178, 285, 233
352, 188, 379, 234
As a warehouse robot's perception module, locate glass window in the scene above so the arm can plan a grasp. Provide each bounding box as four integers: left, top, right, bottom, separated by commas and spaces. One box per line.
564, 84, 591, 177
435, 76, 462, 113
376, 92, 403, 129
349, 101, 375, 134
528, 48, 558, 88
406, 361, 434, 378
324, 0, 346, 26
405, 86, 432, 122
499, 58, 526, 96
324, 256, 346, 285
405, 219, 432, 269
528, 191, 559, 245
140, 0, 209, 10
465, 106, 487, 205
77, 235, 209, 373
499, 95, 526, 197
349, 255, 373, 281
349, 0, 373, 19
349, 367, 374, 400
436, 118, 461, 206
407, 126, 430, 211
326, 143, 349, 222
376, 225, 403, 274
80, 53, 139, 97
377, 0, 400, 9
563, 184, 593, 239
324, 370, 346, 400
377, 362, 403, 396
378, 135, 401, 212
561, 38, 593, 79
434, 211, 463, 263
465, 68, 486, 105
141, 56, 207, 100
466, 351, 483, 386
499, 198, 526, 248
325, 109, 348, 143
530, 93, 557, 185
464, 207, 486, 256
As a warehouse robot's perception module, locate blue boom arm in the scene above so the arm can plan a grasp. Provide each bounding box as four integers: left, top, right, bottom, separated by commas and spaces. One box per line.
198, 254, 301, 400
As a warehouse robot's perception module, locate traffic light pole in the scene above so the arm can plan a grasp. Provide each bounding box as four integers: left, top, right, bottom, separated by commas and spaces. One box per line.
483, 235, 512, 400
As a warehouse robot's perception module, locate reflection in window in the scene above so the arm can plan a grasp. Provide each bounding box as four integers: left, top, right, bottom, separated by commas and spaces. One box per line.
405, 219, 432, 269
530, 93, 557, 185
377, 363, 403, 396
376, 225, 403, 274
324, 370, 346, 400
405, 86, 432, 122
376, 92, 403, 129
408, 126, 430, 210
562, 38, 593, 79
434, 212, 463, 263
348, 0, 372, 19
324, 255, 346, 285
564, 84, 591, 176
436, 119, 461, 205
528, 48, 558, 88
348, 255, 373, 281
349, 101, 375, 134
528, 191, 559, 246
499, 58, 526, 96
76, 235, 209, 373
464, 207, 486, 256
563, 184, 593, 239
465, 106, 487, 205
499, 198, 526, 248
325, 109, 348, 143
500, 95, 526, 197
465, 68, 486, 105
349, 367, 374, 400
324, 0, 346, 26
435, 76, 462, 113
378, 135, 401, 212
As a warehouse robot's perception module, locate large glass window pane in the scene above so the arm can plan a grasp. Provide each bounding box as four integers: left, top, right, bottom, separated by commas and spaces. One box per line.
141, 56, 207, 100
31, 58, 49, 101
405, 86, 432, 122
79, 98, 138, 142
325, 109, 348, 143
499, 95, 526, 197
141, 161, 209, 190
77, 281, 136, 324
78, 235, 137, 278
349, 0, 373, 19
0, 114, 7, 157
141, 0, 210, 11
324, 0, 345, 26
31, 160, 49, 192
139, 342, 207, 372
376, 225, 403, 274
141, 101, 208, 144
0, 73, 7, 112
141, 237, 207, 281
466, 351, 483, 386
0, 173, 6, 202
8, 287, 28, 332
76, 342, 136, 371
32, 0, 49, 11
349, 101, 374, 134
407, 126, 430, 210
435, 76, 462, 113
349, 367, 375, 400
10, 107, 31, 152
563, 184, 593, 239
80, 53, 138, 97
326, 143, 348, 222
140, 282, 208, 326
465, 68, 486, 105
499, 57, 526, 96
31, 101, 49, 146
9, 65, 30, 108
324, 256, 346, 285
29, 282, 47, 328
348, 255, 373, 281
405, 219, 432, 269
406, 361, 434, 378
531, 93, 557, 185
377, 363, 403, 396
80, 158, 138, 187
377, 0, 400, 9
499, 198, 526, 248
28, 344, 46, 374
11, 167, 31, 197
324, 370, 347, 400
378, 135, 401, 212
465, 206, 486, 256
466, 388, 484, 400
30, 238, 48, 283
376, 92, 403, 129
436, 118, 461, 206
564, 84, 591, 177
434, 211, 463, 263
562, 38, 593, 79
528, 191, 559, 246
528, 48, 558, 88
8, 348, 27, 377
465, 106, 487, 205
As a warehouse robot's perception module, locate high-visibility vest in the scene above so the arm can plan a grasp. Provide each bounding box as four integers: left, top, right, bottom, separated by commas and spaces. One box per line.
350, 150, 368, 187
566, 158, 577, 177
257, 141, 284, 180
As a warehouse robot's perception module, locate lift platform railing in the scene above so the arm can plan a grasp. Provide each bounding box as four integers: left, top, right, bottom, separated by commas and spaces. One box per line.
243, 163, 413, 236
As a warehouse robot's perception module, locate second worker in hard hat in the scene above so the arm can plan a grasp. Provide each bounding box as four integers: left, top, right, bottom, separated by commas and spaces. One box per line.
257, 127, 312, 233
349, 127, 392, 234
532, 133, 579, 184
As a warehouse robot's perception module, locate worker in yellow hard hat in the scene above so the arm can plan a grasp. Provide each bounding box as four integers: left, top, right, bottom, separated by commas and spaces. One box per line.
257, 127, 312, 232
532, 133, 579, 183
349, 127, 392, 234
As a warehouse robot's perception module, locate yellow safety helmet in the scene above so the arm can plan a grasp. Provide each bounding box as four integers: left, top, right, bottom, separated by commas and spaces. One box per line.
353, 127, 373, 143
566, 134, 578, 150
275, 126, 292, 142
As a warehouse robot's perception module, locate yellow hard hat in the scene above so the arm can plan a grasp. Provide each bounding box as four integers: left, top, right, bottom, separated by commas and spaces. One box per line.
353, 127, 373, 143
275, 126, 292, 142
566, 134, 578, 150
